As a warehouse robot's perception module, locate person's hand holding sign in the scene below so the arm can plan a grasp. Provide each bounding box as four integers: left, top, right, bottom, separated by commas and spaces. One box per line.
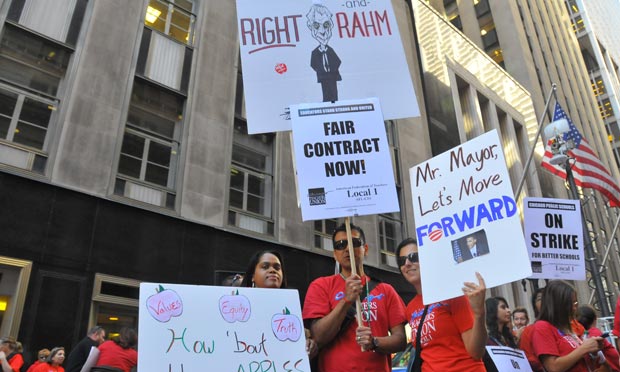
462, 272, 486, 316
344, 274, 362, 304
460, 272, 488, 360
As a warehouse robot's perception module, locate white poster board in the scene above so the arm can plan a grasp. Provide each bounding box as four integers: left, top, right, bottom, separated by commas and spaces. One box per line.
523, 197, 585, 280
409, 130, 531, 304
485, 346, 533, 372
78, 347, 99, 372
236, 0, 419, 133
290, 98, 398, 221
138, 283, 310, 372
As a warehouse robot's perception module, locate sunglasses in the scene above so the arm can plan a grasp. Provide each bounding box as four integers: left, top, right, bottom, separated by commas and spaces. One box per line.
333, 238, 363, 251
397, 252, 419, 267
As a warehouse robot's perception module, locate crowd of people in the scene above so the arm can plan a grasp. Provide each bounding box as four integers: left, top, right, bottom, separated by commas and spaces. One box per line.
298, 223, 620, 372
4, 222, 620, 372
1, 326, 137, 372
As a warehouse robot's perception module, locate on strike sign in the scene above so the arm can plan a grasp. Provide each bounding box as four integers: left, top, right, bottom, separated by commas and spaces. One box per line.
524, 197, 585, 280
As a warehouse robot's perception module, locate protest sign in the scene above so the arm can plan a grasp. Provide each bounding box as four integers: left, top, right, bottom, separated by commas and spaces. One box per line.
485, 346, 533, 372
138, 283, 310, 372
290, 98, 398, 221
236, 0, 419, 133
410, 130, 531, 304
523, 197, 584, 280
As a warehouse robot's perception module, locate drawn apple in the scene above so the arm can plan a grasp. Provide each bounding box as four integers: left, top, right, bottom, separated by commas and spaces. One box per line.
271, 307, 302, 342
219, 290, 251, 323
146, 285, 183, 323
275, 63, 287, 74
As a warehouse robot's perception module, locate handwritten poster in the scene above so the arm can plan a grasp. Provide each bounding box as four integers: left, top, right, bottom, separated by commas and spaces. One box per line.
138, 283, 310, 372
290, 98, 399, 221
410, 130, 531, 304
523, 197, 585, 280
236, 0, 419, 133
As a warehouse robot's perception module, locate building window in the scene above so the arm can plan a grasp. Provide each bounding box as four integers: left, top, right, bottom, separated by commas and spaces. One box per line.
115, 78, 183, 208
0, 86, 55, 151
0, 257, 32, 338
314, 219, 340, 250
90, 274, 139, 338
228, 119, 274, 235
7, 0, 88, 46
599, 98, 614, 119
0, 23, 72, 97
444, 0, 462, 30
144, 0, 195, 46
379, 216, 403, 266
592, 78, 607, 97
379, 121, 404, 267
0, 22, 72, 172
138, 1, 196, 92
474, 0, 491, 17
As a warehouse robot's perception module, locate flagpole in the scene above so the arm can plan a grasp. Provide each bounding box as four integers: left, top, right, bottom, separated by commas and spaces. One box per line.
551, 88, 611, 316
564, 160, 611, 316
588, 210, 620, 306
514, 84, 557, 199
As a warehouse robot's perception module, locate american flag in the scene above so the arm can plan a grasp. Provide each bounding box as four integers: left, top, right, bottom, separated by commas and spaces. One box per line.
541, 103, 620, 207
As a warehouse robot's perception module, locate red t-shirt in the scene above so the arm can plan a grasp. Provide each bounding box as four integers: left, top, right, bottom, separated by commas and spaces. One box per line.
30, 363, 64, 372
302, 274, 406, 372
5, 353, 24, 372
406, 295, 485, 372
588, 326, 620, 372
95, 341, 137, 372
519, 323, 544, 372
532, 320, 596, 372
613, 298, 620, 338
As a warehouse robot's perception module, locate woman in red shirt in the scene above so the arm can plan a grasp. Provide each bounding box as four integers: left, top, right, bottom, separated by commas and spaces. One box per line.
94, 328, 137, 372
31, 347, 65, 372
532, 280, 609, 372
397, 238, 487, 372
0, 338, 24, 372
576, 305, 620, 372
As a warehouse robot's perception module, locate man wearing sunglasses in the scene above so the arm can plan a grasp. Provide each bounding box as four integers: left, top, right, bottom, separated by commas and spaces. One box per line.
303, 223, 407, 372
65, 326, 106, 372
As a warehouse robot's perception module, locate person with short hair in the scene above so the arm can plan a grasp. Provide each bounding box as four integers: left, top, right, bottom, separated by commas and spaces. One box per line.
30, 347, 65, 372
303, 223, 407, 372
0, 337, 24, 372
26, 349, 50, 372
513, 307, 530, 329
64, 326, 106, 372
512, 307, 529, 343
93, 328, 137, 372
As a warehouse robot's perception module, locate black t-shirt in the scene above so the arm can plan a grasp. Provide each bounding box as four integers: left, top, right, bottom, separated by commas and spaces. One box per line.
65, 337, 98, 372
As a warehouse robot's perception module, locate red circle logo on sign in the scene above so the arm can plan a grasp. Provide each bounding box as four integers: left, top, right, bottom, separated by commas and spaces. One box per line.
429, 229, 443, 242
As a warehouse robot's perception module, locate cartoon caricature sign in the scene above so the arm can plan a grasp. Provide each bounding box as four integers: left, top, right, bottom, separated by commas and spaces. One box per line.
236, 0, 419, 133
138, 283, 310, 372
410, 130, 531, 304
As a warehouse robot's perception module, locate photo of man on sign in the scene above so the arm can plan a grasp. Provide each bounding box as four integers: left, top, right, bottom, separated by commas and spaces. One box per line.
452, 230, 490, 263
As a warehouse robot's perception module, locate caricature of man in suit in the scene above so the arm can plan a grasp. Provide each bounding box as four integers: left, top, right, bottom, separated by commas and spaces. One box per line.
306, 4, 341, 102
